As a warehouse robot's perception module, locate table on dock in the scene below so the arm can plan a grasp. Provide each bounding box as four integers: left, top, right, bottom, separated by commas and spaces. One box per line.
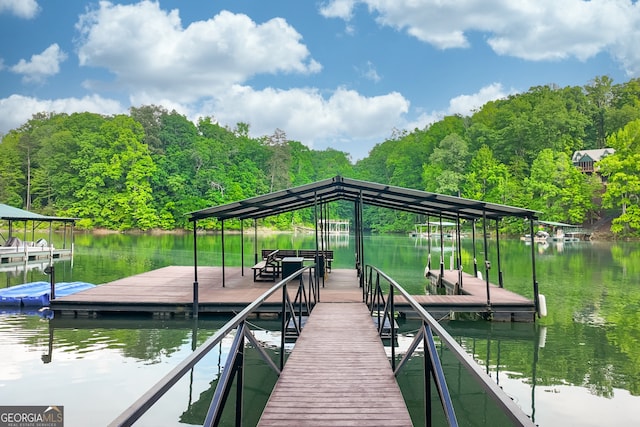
258, 302, 413, 426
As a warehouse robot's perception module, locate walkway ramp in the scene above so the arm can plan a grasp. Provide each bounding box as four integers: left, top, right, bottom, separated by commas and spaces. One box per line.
258, 302, 412, 426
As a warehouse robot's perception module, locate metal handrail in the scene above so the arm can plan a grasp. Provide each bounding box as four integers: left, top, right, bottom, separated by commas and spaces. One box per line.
109, 265, 318, 427
364, 265, 535, 427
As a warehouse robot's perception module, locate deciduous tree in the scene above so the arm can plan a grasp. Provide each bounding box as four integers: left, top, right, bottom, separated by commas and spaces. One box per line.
599, 119, 640, 235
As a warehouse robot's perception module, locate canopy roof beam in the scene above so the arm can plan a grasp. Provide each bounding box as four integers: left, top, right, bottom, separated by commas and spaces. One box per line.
189, 176, 538, 223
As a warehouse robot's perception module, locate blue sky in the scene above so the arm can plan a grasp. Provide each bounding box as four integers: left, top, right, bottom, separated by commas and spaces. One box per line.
0, 0, 637, 160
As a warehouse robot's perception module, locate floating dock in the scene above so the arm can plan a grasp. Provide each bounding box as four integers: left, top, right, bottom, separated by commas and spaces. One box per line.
49, 266, 536, 321
0, 281, 95, 308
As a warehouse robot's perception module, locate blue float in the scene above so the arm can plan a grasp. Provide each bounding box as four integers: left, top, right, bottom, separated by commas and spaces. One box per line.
0, 281, 96, 308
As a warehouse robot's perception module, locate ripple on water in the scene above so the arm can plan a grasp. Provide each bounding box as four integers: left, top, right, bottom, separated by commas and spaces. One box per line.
0, 313, 49, 343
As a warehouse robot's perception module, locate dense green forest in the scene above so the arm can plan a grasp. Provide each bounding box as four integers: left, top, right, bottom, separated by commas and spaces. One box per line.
1, 76, 640, 236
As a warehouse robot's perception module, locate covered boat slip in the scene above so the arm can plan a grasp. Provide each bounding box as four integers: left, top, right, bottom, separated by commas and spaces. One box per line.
188, 176, 542, 319
53, 176, 540, 318
0, 203, 76, 264
51, 176, 539, 320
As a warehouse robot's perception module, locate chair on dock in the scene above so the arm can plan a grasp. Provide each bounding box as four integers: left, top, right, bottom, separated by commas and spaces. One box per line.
252, 250, 280, 282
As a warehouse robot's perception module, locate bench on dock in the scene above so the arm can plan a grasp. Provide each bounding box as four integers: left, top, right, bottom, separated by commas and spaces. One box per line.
261, 249, 297, 260
298, 249, 334, 273
252, 250, 279, 282
259, 249, 334, 274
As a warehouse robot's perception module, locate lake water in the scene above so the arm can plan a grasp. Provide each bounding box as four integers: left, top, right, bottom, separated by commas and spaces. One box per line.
1, 232, 639, 426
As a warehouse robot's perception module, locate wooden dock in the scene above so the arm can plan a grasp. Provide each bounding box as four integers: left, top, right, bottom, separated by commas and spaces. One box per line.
50, 266, 536, 320
424, 269, 536, 320
258, 302, 413, 426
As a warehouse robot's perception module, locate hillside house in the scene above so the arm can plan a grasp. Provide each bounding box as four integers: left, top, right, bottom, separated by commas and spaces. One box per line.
572, 148, 615, 174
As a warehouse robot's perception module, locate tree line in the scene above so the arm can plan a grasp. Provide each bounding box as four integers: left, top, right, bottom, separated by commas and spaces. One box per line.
1, 75, 639, 236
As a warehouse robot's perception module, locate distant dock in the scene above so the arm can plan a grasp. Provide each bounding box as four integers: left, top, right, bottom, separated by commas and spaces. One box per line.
0, 246, 72, 265
50, 266, 536, 321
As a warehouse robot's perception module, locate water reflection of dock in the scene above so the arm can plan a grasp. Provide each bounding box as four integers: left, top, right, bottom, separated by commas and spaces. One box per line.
51, 266, 536, 321
0, 258, 52, 274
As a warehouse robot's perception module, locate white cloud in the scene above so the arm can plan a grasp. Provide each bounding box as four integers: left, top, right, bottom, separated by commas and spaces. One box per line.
359, 61, 381, 83
0, 94, 124, 133
196, 85, 409, 152
609, 12, 640, 76
405, 83, 513, 131
447, 83, 512, 116
319, 0, 357, 19
75, 1, 321, 103
405, 110, 444, 132
320, 0, 640, 75
10, 44, 67, 83
67, 1, 413, 160
0, 0, 39, 19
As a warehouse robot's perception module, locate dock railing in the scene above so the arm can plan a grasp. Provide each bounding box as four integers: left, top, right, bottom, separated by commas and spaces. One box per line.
364, 264, 535, 427
109, 265, 318, 427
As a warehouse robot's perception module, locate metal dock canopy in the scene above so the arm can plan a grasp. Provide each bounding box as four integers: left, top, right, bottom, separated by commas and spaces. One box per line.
1, 203, 77, 263
0, 203, 77, 224
188, 175, 538, 221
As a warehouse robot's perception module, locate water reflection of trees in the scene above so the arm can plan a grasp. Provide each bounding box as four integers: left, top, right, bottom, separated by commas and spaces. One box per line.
179, 346, 278, 426
439, 319, 639, 404
392, 314, 640, 427
45, 317, 231, 362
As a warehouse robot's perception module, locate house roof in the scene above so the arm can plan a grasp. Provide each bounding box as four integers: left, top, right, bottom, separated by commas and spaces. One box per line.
572, 148, 615, 163
188, 176, 539, 222
0, 203, 76, 223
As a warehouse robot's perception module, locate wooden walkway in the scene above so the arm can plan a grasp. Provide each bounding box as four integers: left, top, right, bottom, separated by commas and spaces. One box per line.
258, 303, 413, 426
50, 266, 536, 320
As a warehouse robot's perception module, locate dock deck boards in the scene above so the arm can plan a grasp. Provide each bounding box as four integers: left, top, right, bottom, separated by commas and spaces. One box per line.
50, 266, 535, 318
258, 303, 413, 427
